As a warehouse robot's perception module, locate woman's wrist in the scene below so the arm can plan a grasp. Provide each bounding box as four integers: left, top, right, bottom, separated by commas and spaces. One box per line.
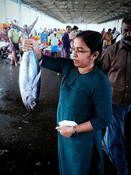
73, 125, 78, 135
33, 42, 42, 60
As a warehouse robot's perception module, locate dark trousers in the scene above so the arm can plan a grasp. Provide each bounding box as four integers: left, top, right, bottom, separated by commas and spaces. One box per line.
103, 104, 131, 175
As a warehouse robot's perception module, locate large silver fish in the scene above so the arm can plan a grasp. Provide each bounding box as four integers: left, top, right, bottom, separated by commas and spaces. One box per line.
12, 18, 41, 112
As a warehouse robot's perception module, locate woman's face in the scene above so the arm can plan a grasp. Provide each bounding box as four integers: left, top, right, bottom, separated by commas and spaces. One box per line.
72, 37, 94, 69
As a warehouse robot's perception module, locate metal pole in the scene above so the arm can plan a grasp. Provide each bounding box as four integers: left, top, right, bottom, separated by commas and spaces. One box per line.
18, 0, 22, 25
4, 0, 6, 22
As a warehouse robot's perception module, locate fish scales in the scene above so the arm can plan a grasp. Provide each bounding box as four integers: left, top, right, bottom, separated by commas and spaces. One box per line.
12, 17, 41, 112
19, 49, 41, 112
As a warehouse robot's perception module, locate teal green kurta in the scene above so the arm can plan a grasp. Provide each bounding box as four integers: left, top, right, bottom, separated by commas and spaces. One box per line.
41, 54, 113, 175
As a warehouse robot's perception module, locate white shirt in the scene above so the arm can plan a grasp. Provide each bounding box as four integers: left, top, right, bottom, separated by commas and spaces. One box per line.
113, 30, 120, 39
116, 34, 123, 43
50, 33, 60, 46
19, 32, 28, 43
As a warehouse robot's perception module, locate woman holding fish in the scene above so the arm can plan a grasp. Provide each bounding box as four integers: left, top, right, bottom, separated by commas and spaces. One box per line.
22, 30, 113, 175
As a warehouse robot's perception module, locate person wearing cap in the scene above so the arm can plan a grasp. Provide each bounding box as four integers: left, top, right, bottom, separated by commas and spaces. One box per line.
49, 29, 60, 57
103, 28, 113, 49
69, 25, 79, 49
19, 24, 29, 44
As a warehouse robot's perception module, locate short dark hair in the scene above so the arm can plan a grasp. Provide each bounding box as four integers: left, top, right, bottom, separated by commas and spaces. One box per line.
108, 28, 112, 31
66, 25, 71, 29
122, 15, 131, 24
72, 25, 79, 30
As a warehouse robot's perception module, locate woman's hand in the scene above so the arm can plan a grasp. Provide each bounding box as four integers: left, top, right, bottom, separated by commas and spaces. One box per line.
56, 126, 74, 137
22, 38, 33, 52
22, 38, 42, 60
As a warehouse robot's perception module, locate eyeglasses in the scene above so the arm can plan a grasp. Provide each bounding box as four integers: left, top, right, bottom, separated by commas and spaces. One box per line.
71, 47, 91, 54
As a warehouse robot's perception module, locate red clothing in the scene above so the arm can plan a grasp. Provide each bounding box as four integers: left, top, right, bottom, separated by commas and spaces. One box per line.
0, 32, 9, 42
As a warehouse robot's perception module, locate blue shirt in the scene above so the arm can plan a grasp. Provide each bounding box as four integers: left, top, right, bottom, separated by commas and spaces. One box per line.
62, 32, 71, 49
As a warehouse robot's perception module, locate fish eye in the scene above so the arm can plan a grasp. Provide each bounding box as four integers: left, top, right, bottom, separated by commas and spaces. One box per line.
32, 101, 36, 107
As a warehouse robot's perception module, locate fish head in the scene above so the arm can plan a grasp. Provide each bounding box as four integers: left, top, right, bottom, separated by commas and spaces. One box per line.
26, 95, 37, 112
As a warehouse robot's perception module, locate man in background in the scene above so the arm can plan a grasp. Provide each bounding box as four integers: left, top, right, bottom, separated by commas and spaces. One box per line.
19, 24, 29, 44
8, 24, 19, 66
100, 15, 131, 175
101, 28, 106, 36
49, 28, 60, 57
69, 25, 79, 49
0, 27, 9, 42
103, 28, 113, 49
111, 27, 120, 44
61, 25, 71, 58
0, 27, 9, 58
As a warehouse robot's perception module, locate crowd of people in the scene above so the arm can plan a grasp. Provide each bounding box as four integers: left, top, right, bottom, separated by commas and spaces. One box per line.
0, 15, 131, 175
101, 27, 120, 49
0, 22, 78, 65
0, 21, 121, 65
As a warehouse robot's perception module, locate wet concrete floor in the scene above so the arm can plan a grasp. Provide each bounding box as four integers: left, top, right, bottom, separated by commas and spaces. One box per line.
0, 58, 131, 175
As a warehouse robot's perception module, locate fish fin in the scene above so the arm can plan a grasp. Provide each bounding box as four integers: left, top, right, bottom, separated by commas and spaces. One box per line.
11, 17, 38, 36
11, 22, 26, 34
27, 17, 38, 35
32, 70, 41, 89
